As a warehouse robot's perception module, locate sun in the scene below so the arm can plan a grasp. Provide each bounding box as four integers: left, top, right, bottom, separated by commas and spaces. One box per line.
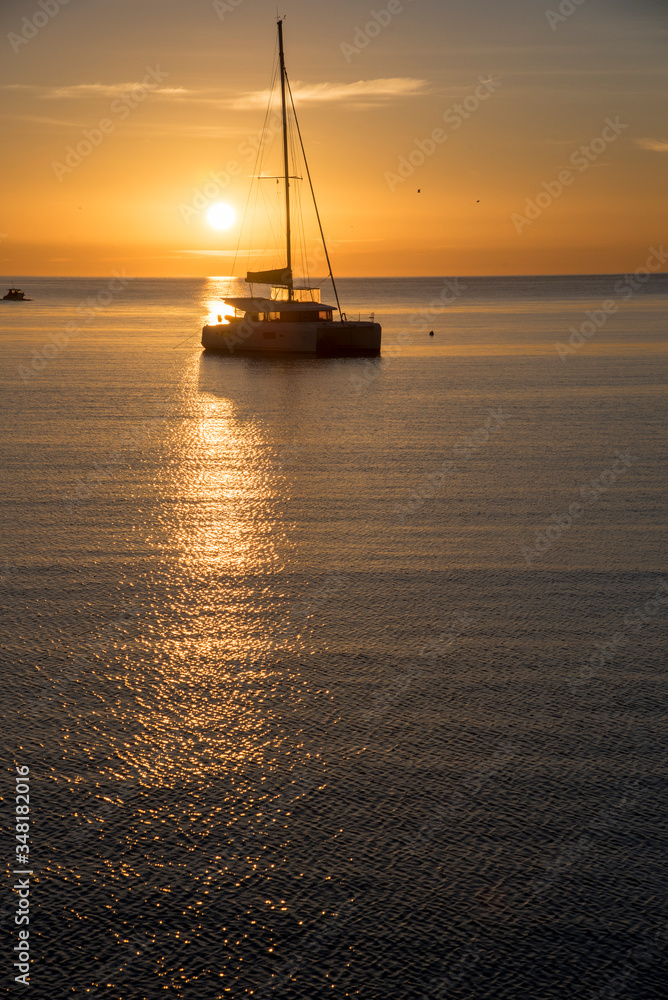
207, 203, 236, 230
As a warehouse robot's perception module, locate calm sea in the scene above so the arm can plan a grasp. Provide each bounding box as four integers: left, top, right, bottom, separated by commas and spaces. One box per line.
1, 275, 667, 998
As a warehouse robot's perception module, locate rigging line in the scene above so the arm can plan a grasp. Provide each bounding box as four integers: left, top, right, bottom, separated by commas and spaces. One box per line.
297, 191, 308, 286
294, 138, 310, 287
287, 99, 308, 285
245, 67, 278, 279
256, 91, 285, 271
285, 71, 344, 319
297, 184, 310, 288
290, 103, 311, 290
247, 157, 262, 277
231, 40, 280, 281
259, 179, 281, 269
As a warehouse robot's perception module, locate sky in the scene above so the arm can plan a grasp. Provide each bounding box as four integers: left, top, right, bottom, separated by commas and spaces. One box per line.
0, 0, 666, 276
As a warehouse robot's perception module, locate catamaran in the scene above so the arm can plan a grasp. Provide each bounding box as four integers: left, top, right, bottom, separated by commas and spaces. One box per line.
202, 19, 381, 356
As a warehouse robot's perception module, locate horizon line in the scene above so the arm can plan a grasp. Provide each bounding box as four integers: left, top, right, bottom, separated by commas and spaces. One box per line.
2, 271, 667, 280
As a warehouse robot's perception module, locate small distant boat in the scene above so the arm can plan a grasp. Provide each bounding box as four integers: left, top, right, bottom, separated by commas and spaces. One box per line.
2, 288, 32, 301
202, 19, 381, 357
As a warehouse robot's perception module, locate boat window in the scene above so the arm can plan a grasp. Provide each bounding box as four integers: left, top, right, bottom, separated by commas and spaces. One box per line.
262, 331, 276, 340
271, 287, 321, 303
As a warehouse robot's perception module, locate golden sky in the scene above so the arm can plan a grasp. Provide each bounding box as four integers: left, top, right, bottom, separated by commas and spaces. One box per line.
0, 0, 666, 276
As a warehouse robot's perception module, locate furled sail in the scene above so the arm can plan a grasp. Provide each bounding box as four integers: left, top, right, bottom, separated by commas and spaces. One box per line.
246, 267, 292, 286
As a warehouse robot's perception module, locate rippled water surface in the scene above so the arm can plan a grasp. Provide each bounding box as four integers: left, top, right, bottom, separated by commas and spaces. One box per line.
1, 275, 667, 998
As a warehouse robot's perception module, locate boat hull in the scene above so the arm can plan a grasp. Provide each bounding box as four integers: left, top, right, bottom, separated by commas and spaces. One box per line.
201, 320, 381, 356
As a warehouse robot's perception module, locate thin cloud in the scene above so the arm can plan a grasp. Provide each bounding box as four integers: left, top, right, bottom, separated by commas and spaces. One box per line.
0, 78, 429, 138
228, 78, 430, 109
171, 250, 237, 257
45, 83, 186, 99
168, 250, 266, 258
0, 83, 186, 100
0, 109, 246, 139
0, 113, 82, 128
1, 78, 428, 110
635, 137, 668, 151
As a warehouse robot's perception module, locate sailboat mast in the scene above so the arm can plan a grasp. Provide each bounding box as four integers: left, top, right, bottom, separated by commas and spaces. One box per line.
277, 19, 293, 300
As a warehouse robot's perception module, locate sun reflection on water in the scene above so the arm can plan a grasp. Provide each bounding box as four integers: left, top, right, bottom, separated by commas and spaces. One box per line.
123, 353, 299, 787
204, 299, 236, 326
203, 275, 241, 325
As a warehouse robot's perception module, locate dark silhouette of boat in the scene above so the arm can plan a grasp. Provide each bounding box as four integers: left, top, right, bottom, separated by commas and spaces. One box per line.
3, 288, 32, 301
202, 20, 381, 357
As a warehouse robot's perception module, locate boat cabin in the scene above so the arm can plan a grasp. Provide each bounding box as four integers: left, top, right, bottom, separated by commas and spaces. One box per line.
223, 269, 335, 323
224, 296, 335, 324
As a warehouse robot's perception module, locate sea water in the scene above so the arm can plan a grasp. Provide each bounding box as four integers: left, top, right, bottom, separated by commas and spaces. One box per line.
1, 275, 667, 998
